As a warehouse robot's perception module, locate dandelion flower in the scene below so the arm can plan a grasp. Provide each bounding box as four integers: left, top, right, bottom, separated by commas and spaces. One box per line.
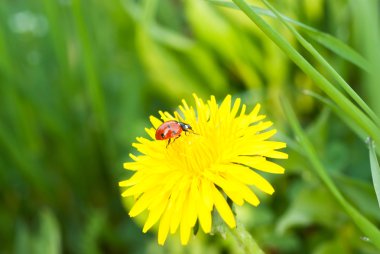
119, 94, 287, 245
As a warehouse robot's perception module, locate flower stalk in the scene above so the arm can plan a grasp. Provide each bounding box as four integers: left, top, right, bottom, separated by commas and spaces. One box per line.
227, 221, 265, 254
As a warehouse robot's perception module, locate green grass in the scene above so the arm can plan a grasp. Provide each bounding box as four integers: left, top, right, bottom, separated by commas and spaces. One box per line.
0, 0, 379, 253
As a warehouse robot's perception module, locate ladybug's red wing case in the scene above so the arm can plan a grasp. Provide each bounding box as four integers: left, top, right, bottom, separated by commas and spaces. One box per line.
155, 121, 182, 140
155, 120, 194, 147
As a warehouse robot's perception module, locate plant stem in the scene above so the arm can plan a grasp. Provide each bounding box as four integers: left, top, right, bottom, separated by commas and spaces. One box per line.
227, 221, 265, 254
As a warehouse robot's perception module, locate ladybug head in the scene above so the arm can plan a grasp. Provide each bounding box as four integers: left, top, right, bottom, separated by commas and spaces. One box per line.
178, 122, 192, 132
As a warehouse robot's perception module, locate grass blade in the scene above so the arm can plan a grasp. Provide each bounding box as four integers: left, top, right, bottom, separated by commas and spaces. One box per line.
368, 138, 380, 208
303, 90, 367, 141
209, 0, 369, 71
71, 0, 108, 132
302, 28, 369, 72
259, 0, 380, 129
281, 97, 380, 250
228, 0, 380, 149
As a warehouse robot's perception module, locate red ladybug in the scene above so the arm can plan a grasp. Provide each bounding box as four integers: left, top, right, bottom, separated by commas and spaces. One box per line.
155, 120, 193, 147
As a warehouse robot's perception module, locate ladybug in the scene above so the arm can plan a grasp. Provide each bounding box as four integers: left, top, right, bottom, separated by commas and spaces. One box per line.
155, 120, 194, 147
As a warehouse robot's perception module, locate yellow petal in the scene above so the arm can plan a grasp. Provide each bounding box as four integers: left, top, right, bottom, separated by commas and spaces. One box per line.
214, 171, 260, 206
119, 173, 142, 187
173, 111, 185, 122
253, 114, 266, 122
121, 177, 158, 197
143, 200, 167, 233
129, 153, 139, 160
198, 200, 212, 233
239, 103, 247, 116
221, 189, 244, 206
179, 181, 197, 236
219, 94, 232, 118
230, 98, 240, 120
248, 104, 261, 120
211, 184, 236, 228
265, 150, 288, 159
169, 180, 189, 234
232, 155, 265, 168
149, 115, 162, 129
148, 187, 171, 210
129, 190, 158, 217
180, 219, 191, 245
182, 98, 190, 111
253, 129, 277, 141
200, 179, 215, 211
158, 111, 167, 121
205, 171, 245, 206
245, 121, 273, 135
188, 179, 199, 227
145, 127, 156, 139
194, 95, 209, 124
208, 96, 219, 121
239, 185, 260, 206
123, 161, 140, 171
164, 111, 175, 120
223, 164, 274, 194
254, 160, 285, 174
236, 141, 286, 157
133, 142, 159, 156
158, 207, 171, 245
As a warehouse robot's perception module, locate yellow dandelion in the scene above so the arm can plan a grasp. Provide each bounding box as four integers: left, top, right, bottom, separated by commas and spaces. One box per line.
119, 94, 287, 245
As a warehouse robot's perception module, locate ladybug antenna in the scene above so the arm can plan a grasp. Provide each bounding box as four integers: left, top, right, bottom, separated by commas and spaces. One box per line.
190, 129, 199, 135
187, 127, 200, 136
178, 122, 200, 136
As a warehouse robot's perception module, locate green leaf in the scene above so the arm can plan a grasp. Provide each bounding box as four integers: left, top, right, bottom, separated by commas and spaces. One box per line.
14, 210, 62, 254
135, 29, 208, 99
14, 221, 31, 254
333, 173, 380, 222
82, 210, 107, 254
276, 184, 341, 234
368, 139, 380, 209
185, 0, 263, 88
313, 238, 349, 254
35, 210, 61, 254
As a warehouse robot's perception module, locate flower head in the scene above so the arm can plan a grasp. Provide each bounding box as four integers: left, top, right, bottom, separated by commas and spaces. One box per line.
119, 94, 287, 245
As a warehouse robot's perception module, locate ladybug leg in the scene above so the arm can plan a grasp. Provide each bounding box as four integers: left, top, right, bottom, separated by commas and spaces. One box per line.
166, 139, 171, 148
167, 135, 181, 147
166, 134, 183, 148
172, 135, 181, 144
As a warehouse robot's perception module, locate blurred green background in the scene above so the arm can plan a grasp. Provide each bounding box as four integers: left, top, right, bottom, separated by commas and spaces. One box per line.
1, 0, 379, 253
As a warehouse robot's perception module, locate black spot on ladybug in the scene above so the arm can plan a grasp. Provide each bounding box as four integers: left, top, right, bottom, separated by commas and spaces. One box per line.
161, 133, 165, 138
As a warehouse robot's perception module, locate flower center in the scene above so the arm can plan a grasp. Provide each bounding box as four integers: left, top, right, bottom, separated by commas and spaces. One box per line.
165, 133, 217, 177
